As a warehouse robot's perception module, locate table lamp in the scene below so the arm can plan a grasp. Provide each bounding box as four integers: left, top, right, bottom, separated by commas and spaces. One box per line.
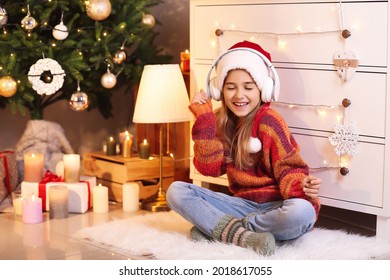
133, 64, 192, 211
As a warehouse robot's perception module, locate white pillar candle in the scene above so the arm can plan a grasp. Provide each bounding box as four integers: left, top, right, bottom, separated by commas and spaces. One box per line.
93, 184, 109, 213
49, 185, 69, 219
22, 194, 42, 224
24, 153, 44, 182
63, 154, 80, 183
122, 182, 139, 213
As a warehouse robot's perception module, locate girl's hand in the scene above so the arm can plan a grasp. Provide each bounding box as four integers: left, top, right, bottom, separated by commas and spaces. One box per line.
302, 175, 321, 199
192, 89, 209, 104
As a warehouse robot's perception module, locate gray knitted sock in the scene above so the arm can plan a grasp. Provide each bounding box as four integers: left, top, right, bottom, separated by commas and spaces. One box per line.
190, 226, 212, 242
212, 215, 275, 256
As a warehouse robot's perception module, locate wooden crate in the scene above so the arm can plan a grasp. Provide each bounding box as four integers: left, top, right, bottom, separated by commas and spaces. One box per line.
82, 152, 174, 202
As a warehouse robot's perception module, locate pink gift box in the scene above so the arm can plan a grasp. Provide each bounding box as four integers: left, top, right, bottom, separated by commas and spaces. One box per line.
21, 176, 95, 213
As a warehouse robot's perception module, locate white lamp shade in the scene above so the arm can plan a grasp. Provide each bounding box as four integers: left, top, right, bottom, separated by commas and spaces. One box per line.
133, 64, 193, 123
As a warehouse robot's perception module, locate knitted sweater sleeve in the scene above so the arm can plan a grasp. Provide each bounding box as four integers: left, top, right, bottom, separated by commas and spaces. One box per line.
260, 109, 320, 213
189, 100, 226, 177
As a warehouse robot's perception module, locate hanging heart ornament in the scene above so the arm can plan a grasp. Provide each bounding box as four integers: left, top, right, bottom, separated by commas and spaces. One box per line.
333, 50, 359, 82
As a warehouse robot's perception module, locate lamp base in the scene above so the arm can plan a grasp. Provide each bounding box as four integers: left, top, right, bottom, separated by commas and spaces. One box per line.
141, 188, 170, 212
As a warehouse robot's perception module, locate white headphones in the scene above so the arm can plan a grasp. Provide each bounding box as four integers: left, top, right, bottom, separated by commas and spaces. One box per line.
205, 47, 280, 103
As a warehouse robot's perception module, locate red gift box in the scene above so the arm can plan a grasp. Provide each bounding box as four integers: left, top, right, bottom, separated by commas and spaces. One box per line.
0, 150, 18, 203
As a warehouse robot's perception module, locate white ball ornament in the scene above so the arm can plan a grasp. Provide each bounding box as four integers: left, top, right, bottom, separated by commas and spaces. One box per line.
53, 21, 69, 40
101, 70, 117, 89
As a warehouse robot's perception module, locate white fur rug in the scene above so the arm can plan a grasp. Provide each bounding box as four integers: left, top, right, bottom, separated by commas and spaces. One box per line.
74, 211, 390, 260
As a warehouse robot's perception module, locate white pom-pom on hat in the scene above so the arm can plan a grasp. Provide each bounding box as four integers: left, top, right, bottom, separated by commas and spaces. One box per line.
249, 137, 262, 153
249, 103, 271, 153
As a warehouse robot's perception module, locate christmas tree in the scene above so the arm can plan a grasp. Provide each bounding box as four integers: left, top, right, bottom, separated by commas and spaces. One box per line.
0, 0, 170, 120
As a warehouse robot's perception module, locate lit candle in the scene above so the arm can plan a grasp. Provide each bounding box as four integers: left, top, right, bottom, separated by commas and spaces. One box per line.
180, 49, 190, 72
122, 182, 139, 213
119, 130, 130, 145
63, 154, 80, 183
12, 190, 23, 216
49, 185, 69, 219
23, 153, 44, 182
122, 135, 132, 158
106, 136, 116, 156
22, 194, 42, 224
139, 139, 150, 159
93, 184, 109, 213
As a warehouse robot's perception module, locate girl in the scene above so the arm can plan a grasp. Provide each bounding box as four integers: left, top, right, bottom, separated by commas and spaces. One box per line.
166, 41, 321, 256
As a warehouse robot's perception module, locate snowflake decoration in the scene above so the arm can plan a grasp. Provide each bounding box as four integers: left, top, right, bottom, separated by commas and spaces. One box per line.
329, 121, 360, 156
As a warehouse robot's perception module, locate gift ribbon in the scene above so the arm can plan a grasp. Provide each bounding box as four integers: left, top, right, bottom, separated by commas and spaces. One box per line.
0, 150, 14, 194
80, 180, 91, 209
39, 170, 64, 211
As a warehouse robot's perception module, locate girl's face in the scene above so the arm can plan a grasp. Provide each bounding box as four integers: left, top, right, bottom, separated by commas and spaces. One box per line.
222, 69, 261, 118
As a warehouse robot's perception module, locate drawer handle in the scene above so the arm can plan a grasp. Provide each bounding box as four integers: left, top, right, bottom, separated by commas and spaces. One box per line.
342, 29, 351, 39
340, 167, 349, 176
215, 29, 223, 37
342, 98, 351, 108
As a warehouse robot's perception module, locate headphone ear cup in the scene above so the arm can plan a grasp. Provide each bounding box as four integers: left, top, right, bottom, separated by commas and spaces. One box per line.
261, 77, 274, 103
208, 77, 221, 101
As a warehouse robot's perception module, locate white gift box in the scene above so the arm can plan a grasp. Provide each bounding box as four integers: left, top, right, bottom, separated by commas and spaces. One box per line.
21, 176, 96, 213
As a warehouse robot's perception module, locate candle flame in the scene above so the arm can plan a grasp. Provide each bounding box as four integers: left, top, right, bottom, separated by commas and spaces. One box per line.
143, 139, 148, 144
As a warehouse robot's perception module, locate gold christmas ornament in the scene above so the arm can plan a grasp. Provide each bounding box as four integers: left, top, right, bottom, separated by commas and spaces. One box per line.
0, 7, 8, 28
101, 69, 117, 89
113, 49, 126, 64
142, 13, 155, 28
0, 75, 18, 97
86, 0, 112, 21
53, 21, 69, 40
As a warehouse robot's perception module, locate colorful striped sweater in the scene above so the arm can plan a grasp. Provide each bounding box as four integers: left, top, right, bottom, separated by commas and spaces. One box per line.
189, 100, 320, 217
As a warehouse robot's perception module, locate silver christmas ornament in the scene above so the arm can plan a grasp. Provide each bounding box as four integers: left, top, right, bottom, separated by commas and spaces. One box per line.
53, 21, 69, 40
0, 7, 8, 28
101, 69, 117, 89
21, 15, 38, 31
69, 91, 89, 111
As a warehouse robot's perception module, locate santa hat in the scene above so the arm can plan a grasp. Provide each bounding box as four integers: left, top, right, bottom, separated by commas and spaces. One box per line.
213, 40, 278, 104
213, 41, 277, 153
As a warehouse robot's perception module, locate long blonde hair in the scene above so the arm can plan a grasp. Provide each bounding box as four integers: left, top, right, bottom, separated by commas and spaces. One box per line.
215, 96, 262, 170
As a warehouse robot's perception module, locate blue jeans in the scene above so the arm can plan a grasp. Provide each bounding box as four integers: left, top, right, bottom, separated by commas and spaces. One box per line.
166, 181, 316, 241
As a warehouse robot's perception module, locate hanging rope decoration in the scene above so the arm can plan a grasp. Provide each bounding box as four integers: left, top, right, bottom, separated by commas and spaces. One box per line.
28, 58, 66, 95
